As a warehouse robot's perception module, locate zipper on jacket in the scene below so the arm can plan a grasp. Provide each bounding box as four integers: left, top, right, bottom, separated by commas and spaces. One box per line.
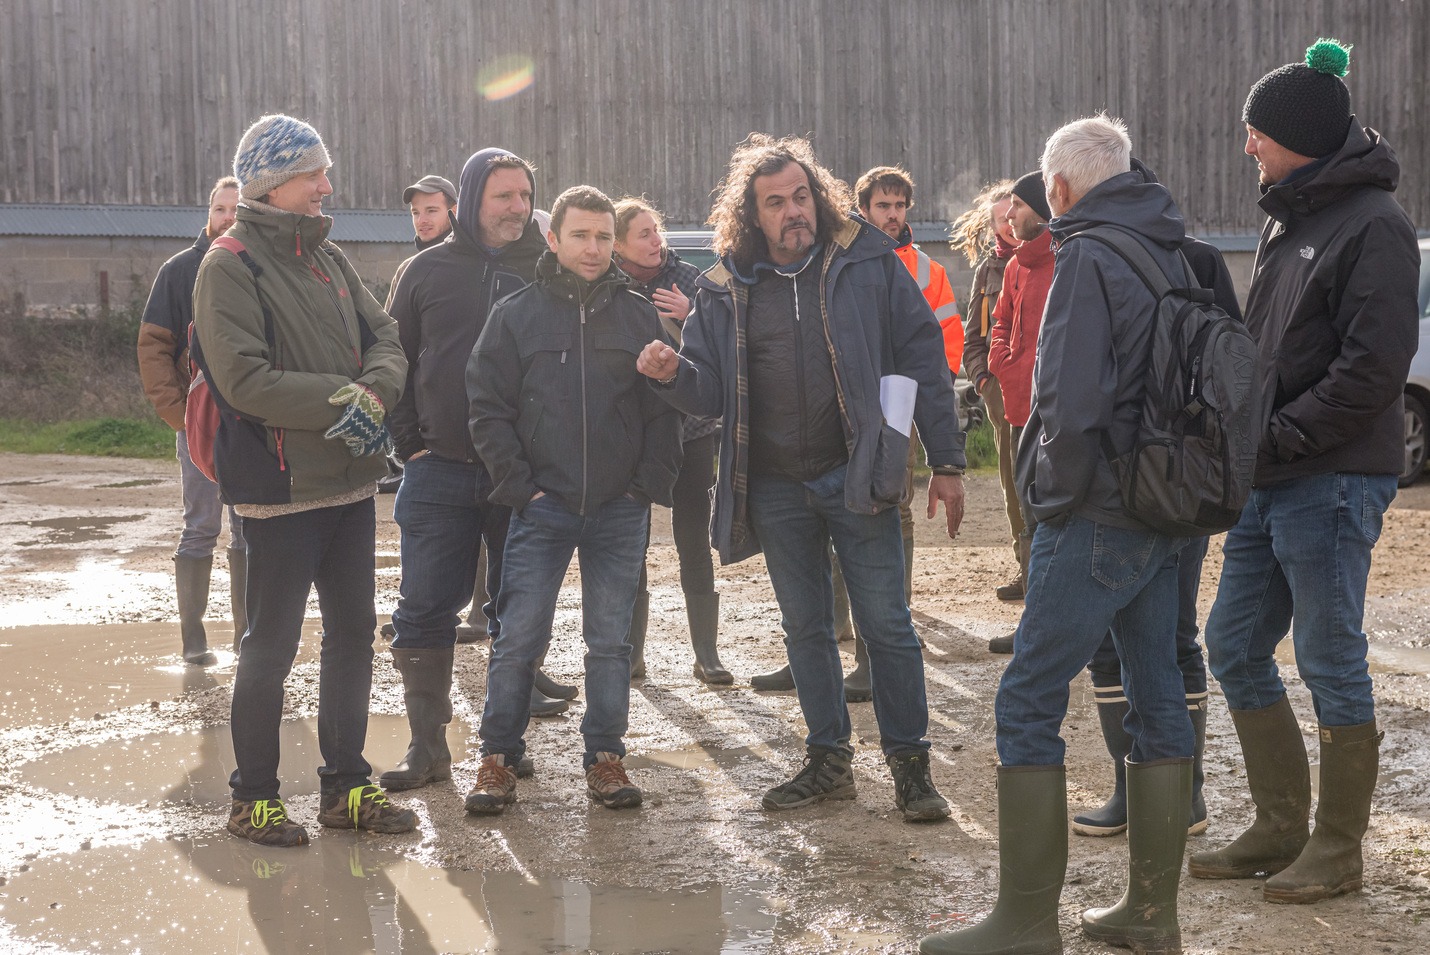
579, 302, 589, 516
309, 255, 363, 365
784, 273, 812, 474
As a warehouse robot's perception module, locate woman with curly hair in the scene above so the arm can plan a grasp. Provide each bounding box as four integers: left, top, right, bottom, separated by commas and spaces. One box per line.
952, 179, 1025, 618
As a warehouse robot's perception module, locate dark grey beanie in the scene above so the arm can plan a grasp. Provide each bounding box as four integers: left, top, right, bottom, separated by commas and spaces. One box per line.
1243, 39, 1352, 159
1011, 170, 1052, 222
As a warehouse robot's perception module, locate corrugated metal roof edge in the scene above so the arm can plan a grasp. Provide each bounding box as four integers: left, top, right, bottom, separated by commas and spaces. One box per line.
0, 204, 415, 243
16, 208, 1416, 252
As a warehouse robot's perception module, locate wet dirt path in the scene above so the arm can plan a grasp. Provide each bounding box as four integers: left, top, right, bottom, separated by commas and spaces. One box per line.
0, 453, 1426, 953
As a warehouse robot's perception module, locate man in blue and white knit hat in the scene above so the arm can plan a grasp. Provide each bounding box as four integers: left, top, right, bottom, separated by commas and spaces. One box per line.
194, 112, 416, 848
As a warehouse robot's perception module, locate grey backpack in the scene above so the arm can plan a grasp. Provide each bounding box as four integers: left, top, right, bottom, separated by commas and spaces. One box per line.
1072, 226, 1260, 536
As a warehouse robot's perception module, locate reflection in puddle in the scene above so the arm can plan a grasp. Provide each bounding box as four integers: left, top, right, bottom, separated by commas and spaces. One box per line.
16, 715, 468, 807
0, 621, 319, 730
0, 837, 775, 953
8, 514, 142, 546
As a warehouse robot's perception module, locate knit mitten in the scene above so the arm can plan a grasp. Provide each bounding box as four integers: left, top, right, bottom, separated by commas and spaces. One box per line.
325, 383, 390, 457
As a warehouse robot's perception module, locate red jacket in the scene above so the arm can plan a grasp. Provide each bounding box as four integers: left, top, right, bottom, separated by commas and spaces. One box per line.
894, 240, 963, 375
988, 230, 1054, 426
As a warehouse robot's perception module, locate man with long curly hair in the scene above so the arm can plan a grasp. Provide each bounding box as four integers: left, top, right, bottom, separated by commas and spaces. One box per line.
637, 134, 966, 822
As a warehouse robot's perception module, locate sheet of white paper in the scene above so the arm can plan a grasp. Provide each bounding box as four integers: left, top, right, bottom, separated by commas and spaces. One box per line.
879, 374, 917, 438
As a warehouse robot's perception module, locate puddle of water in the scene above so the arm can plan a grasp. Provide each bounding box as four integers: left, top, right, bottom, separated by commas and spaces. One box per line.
0, 621, 322, 730
625, 744, 779, 773
14, 715, 470, 807
0, 837, 775, 953
8, 515, 142, 546
0, 479, 53, 487
95, 479, 163, 489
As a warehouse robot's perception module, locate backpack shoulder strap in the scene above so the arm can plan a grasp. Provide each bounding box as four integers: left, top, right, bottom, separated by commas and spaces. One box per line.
1068, 225, 1178, 296
209, 235, 276, 348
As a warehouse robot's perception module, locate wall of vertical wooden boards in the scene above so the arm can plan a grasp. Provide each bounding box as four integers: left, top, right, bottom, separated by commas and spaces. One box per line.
2, 0, 1426, 236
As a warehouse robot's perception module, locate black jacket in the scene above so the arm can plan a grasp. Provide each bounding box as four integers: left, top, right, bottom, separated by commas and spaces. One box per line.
386, 155, 546, 464
1017, 165, 1190, 528
1246, 120, 1419, 484
468, 253, 683, 514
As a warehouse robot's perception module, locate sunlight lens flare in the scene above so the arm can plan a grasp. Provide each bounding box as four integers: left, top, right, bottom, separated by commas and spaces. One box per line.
477, 55, 535, 101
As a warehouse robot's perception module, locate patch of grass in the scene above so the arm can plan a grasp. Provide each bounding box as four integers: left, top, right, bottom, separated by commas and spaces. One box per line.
0, 417, 174, 458
963, 418, 999, 471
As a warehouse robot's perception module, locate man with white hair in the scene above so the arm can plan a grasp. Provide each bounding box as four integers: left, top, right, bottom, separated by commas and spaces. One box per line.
921, 114, 1195, 955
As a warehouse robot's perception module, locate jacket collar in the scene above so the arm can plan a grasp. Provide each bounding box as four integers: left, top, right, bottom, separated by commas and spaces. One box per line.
1012, 229, 1054, 267
1257, 120, 1399, 222
535, 251, 630, 308
235, 205, 333, 259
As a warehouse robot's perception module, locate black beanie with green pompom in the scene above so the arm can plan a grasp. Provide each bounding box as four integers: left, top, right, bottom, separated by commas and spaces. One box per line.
1243, 39, 1353, 159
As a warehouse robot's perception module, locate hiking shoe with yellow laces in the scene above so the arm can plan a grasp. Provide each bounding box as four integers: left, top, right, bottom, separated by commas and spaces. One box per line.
317, 784, 418, 833
227, 798, 309, 847
465, 754, 519, 815
585, 752, 642, 809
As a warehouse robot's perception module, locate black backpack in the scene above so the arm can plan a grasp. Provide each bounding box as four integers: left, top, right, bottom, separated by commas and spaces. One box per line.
1071, 226, 1260, 536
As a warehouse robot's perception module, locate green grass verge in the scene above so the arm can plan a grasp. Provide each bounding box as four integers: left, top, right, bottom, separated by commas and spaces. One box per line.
0, 417, 174, 459
964, 418, 999, 470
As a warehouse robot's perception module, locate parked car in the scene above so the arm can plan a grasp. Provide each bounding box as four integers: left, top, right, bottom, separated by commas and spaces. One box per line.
1401, 238, 1430, 486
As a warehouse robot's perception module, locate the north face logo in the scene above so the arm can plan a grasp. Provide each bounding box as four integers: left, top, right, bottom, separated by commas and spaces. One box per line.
1300, 246, 1315, 260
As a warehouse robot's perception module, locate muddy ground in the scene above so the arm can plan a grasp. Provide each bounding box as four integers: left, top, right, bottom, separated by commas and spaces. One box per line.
0, 451, 1426, 954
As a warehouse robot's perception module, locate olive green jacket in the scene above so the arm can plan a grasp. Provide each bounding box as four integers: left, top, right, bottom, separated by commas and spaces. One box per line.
192, 205, 406, 506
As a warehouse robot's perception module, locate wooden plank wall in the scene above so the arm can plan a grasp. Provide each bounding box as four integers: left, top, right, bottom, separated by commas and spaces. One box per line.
2, 0, 1426, 236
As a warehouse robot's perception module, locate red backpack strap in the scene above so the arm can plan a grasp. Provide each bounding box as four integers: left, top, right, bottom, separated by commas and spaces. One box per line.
211, 235, 246, 255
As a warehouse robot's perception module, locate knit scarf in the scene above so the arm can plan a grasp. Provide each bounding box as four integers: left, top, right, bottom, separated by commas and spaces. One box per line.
618, 249, 666, 286
994, 235, 1017, 259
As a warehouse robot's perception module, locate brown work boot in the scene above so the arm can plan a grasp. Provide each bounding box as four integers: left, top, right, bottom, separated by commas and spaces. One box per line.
227, 798, 309, 847
317, 784, 417, 833
995, 572, 1026, 602
465, 754, 519, 815
585, 752, 642, 809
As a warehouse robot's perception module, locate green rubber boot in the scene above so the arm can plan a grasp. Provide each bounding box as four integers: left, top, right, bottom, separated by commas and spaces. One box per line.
1081, 757, 1193, 954
919, 765, 1066, 955
1188, 695, 1310, 879
1263, 720, 1382, 904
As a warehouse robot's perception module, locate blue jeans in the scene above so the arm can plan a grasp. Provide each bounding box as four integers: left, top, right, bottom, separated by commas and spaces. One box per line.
747, 465, 929, 756
230, 498, 377, 800
176, 429, 244, 558
1204, 472, 1395, 726
996, 514, 1191, 766
479, 494, 648, 766
391, 454, 509, 648
1088, 535, 1210, 697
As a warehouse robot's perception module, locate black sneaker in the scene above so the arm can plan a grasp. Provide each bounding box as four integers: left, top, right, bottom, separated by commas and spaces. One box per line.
761, 748, 856, 810
887, 751, 951, 822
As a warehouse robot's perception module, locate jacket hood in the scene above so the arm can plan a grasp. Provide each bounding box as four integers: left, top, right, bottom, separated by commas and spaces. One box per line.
1049, 163, 1186, 251
455, 148, 536, 248
1259, 120, 1400, 221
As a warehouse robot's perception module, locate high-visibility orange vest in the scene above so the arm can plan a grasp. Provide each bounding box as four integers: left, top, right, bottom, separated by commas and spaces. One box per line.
895, 243, 963, 376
